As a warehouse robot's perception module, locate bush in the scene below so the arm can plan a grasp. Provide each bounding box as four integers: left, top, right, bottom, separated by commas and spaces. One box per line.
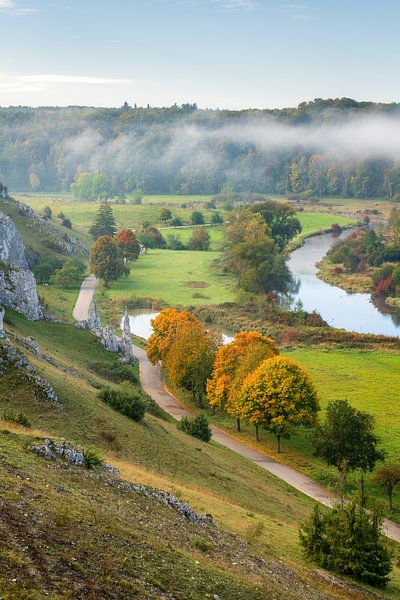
83, 449, 103, 469
2, 409, 31, 428
372, 264, 394, 286
178, 413, 212, 442
299, 503, 392, 587
333, 266, 343, 276
88, 359, 138, 384
99, 387, 146, 421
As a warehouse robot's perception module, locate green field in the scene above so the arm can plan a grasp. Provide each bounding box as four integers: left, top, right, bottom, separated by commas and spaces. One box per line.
295, 211, 355, 240
103, 249, 235, 306
161, 225, 225, 250
173, 346, 400, 516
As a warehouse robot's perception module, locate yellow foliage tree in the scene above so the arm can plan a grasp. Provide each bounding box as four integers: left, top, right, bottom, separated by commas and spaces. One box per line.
164, 321, 221, 407
146, 308, 197, 364
207, 331, 278, 430
239, 356, 320, 452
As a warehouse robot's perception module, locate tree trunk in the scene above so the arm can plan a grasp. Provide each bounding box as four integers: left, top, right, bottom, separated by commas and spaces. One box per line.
276, 435, 281, 454
255, 424, 259, 442
212, 405, 216, 415
360, 471, 365, 507
236, 418, 241, 433
389, 487, 393, 512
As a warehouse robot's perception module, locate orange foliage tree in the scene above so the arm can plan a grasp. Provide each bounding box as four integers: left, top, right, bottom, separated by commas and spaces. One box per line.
207, 331, 279, 430
239, 356, 319, 452
146, 308, 198, 364
164, 321, 221, 407
115, 228, 141, 261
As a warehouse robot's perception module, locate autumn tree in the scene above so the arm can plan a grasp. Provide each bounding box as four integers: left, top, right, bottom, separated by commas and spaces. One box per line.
240, 356, 319, 452
146, 308, 198, 364
188, 227, 210, 250
222, 211, 290, 294
373, 463, 400, 512
89, 199, 116, 239
164, 320, 220, 407
89, 235, 126, 287
207, 331, 279, 430
115, 228, 140, 261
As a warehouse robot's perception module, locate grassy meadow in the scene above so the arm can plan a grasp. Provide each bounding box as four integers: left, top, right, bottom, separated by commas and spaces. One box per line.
102, 249, 236, 306
1, 311, 380, 599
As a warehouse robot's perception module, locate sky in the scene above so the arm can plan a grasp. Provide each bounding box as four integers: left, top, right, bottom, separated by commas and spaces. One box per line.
1, 0, 400, 109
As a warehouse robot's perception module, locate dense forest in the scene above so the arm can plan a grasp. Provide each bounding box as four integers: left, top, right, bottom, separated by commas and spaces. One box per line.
3, 98, 400, 197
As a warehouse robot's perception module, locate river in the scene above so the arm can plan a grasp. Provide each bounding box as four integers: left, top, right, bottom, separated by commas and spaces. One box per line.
287, 232, 400, 337
124, 232, 400, 340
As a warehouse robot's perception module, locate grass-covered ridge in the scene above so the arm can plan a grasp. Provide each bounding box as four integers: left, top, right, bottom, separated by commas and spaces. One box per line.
2, 311, 399, 598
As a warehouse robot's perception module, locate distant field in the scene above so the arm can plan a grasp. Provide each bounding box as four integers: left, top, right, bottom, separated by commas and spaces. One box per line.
161, 225, 225, 250
295, 212, 355, 239
104, 249, 235, 306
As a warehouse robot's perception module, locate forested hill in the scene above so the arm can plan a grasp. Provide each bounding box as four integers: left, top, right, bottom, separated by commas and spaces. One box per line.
3, 97, 400, 197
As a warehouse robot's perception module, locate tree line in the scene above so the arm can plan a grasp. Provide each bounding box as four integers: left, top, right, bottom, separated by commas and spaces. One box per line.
3, 99, 400, 198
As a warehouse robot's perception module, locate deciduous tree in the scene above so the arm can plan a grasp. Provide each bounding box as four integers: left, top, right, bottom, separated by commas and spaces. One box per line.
250, 200, 302, 249
207, 332, 278, 429
240, 356, 319, 452
164, 321, 220, 407
115, 228, 140, 261
313, 399, 385, 499
89, 236, 126, 287
188, 227, 210, 250
373, 463, 400, 512
146, 308, 198, 364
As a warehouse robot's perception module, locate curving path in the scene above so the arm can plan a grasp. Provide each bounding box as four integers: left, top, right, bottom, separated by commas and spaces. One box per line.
73, 275, 400, 543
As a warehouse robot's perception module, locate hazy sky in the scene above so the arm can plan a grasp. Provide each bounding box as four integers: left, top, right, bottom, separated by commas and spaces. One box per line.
1, 0, 399, 109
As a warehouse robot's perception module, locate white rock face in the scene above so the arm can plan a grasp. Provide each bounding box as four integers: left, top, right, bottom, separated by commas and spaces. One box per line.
0, 211, 43, 320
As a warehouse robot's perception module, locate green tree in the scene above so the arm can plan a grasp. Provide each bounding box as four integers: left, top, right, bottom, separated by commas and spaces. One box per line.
42, 206, 52, 220
50, 258, 86, 289
211, 212, 223, 225
300, 502, 392, 588
313, 400, 385, 500
160, 207, 172, 223
222, 211, 290, 294
89, 236, 126, 287
71, 172, 111, 201
250, 200, 302, 249
188, 227, 210, 250
34, 257, 63, 284
191, 211, 205, 225
138, 225, 166, 249
89, 200, 116, 239
373, 463, 400, 512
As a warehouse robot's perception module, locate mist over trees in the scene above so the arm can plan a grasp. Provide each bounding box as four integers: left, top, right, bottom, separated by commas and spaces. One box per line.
4, 98, 400, 197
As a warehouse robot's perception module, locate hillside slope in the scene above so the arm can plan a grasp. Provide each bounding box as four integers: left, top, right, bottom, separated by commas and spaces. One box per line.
1, 311, 399, 599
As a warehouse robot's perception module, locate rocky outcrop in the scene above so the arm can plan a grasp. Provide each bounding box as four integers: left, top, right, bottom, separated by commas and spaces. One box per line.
0, 335, 59, 404
120, 307, 133, 357
76, 297, 132, 355
33, 438, 120, 476
0, 211, 43, 320
0, 195, 88, 261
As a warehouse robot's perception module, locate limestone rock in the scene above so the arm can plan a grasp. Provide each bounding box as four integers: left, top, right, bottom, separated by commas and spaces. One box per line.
99, 324, 120, 352
0, 211, 43, 320
88, 297, 101, 332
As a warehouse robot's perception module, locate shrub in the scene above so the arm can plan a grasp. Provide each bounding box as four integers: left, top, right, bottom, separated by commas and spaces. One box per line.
374, 276, 395, 298
88, 359, 138, 384
2, 409, 31, 428
333, 265, 343, 276
178, 413, 212, 442
372, 264, 394, 286
331, 223, 342, 235
191, 535, 212, 553
99, 387, 146, 421
299, 502, 392, 587
83, 449, 103, 469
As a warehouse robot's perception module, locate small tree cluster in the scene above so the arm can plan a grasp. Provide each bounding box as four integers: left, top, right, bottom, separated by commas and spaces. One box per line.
300, 503, 392, 587
178, 413, 212, 442
99, 386, 146, 422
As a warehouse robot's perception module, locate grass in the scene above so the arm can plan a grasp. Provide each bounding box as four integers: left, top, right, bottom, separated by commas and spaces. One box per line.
38, 283, 82, 321
0, 311, 370, 599
103, 249, 236, 306
172, 345, 400, 521
294, 212, 356, 241
161, 225, 225, 250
